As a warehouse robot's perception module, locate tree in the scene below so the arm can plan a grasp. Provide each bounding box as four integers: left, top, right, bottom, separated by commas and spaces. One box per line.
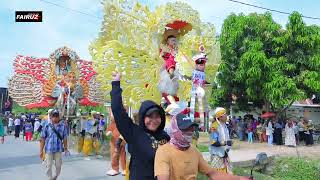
274, 12, 320, 101
211, 12, 320, 113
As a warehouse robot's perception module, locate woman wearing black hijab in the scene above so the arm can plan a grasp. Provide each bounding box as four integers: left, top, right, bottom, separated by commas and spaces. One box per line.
110, 72, 170, 180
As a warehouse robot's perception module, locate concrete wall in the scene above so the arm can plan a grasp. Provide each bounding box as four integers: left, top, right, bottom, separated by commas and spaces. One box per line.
286, 106, 320, 125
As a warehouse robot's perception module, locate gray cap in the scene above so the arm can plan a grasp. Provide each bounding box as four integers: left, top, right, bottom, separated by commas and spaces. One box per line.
176, 113, 198, 130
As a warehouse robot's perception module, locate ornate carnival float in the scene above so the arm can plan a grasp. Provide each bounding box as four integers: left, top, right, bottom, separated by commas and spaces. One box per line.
90, 1, 220, 129
8, 46, 104, 118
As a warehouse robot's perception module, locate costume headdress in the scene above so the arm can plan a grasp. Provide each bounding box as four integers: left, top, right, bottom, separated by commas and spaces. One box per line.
214, 107, 226, 118
192, 44, 207, 64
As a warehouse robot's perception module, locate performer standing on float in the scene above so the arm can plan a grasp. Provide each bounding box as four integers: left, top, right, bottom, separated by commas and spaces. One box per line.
190, 45, 208, 125
158, 28, 180, 112
209, 107, 233, 174
188, 45, 209, 146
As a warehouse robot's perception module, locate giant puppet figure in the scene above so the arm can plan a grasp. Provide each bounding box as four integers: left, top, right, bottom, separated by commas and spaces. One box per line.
190, 45, 209, 126
90, 1, 220, 113
9, 46, 103, 117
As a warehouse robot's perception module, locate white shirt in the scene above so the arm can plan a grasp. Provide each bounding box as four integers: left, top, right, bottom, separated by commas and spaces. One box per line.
8, 118, 14, 126
34, 121, 41, 132
87, 120, 97, 134
266, 122, 274, 135
192, 70, 206, 86
14, 118, 21, 126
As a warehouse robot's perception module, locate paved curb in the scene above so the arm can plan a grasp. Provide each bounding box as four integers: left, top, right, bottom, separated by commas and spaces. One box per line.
202, 152, 275, 168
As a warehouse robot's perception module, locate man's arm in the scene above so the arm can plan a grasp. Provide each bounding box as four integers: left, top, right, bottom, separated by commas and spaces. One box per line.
63, 138, 68, 151
40, 138, 45, 159
39, 125, 47, 159
207, 169, 249, 180
63, 125, 69, 152
210, 130, 224, 147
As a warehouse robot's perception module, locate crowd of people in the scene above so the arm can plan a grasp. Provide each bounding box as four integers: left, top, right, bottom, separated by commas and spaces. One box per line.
0, 105, 318, 180
225, 114, 316, 147
72, 111, 106, 161
0, 78, 318, 180
0, 112, 44, 143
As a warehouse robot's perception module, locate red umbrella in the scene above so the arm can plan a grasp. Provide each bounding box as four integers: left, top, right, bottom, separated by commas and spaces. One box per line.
163, 21, 193, 41
261, 112, 276, 119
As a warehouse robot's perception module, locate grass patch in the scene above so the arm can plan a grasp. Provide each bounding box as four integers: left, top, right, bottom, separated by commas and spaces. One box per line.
233, 167, 274, 180
197, 168, 274, 180
197, 144, 209, 152
273, 157, 320, 180
197, 173, 209, 180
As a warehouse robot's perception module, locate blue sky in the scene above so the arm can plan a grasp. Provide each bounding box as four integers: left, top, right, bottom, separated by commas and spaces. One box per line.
1, 0, 320, 88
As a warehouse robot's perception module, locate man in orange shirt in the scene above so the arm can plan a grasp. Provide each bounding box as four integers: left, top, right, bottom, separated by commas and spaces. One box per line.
106, 110, 126, 176
155, 113, 248, 180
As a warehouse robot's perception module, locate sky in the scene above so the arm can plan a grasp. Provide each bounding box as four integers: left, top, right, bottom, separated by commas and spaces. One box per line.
1, 0, 320, 88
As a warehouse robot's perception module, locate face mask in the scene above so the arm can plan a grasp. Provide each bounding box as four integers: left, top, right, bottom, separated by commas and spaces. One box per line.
182, 131, 193, 143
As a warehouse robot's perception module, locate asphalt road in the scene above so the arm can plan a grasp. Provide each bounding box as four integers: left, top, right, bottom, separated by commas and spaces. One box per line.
0, 135, 124, 180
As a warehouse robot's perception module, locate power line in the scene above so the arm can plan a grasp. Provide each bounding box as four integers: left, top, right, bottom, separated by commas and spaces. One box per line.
39, 0, 102, 20
228, 0, 320, 20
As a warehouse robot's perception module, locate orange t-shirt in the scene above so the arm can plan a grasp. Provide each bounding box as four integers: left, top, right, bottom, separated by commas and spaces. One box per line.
155, 143, 211, 180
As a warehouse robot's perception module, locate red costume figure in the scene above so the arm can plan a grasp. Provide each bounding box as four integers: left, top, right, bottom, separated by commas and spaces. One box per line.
158, 32, 180, 112
160, 35, 178, 77
106, 110, 126, 176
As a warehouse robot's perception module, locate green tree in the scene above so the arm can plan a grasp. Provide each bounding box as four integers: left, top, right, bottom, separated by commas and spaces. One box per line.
211, 12, 320, 113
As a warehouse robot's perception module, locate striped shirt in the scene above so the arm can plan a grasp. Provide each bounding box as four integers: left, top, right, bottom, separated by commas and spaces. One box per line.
41, 122, 68, 153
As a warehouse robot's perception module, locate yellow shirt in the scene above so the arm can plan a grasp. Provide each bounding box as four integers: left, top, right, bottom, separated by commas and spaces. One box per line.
155, 143, 211, 180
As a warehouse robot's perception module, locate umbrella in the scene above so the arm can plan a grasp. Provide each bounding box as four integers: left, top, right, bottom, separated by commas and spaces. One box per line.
163, 20, 192, 41
261, 112, 276, 119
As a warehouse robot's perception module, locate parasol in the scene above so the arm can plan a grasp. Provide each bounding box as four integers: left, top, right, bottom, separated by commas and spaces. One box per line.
261, 112, 276, 119
163, 20, 192, 41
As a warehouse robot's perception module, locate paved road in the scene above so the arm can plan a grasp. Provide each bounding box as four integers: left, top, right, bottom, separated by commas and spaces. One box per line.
0, 135, 124, 180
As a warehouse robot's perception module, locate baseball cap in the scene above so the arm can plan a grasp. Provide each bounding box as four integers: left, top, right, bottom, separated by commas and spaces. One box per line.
51, 109, 60, 116
176, 113, 198, 130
